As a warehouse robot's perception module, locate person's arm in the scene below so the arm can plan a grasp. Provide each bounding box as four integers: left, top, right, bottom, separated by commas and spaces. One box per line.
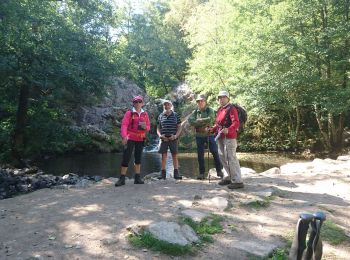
157, 116, 168, 141
120, 110, 131, 145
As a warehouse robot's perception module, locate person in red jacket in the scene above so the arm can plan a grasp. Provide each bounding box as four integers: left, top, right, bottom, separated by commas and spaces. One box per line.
208, 90, 244, 189
115, 95, 151, 187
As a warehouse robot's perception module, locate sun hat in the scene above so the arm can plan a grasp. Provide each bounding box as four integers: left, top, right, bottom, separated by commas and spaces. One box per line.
217, 90, 230, 99
196, 94, 206, 101
132, 95, 143, 102
162, 99, 172, 105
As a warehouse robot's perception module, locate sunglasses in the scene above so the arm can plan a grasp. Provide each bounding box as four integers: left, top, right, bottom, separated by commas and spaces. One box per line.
133, 100, 142, 103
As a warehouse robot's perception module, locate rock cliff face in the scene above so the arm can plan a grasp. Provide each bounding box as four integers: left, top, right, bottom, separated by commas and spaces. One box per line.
71, 78, 158, 152
70, 80, 196, 152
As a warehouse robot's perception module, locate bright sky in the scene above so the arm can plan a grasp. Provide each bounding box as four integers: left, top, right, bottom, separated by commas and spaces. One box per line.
113, 0, 150, 14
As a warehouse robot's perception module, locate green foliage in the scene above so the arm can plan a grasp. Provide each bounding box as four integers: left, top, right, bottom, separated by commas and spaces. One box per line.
179, 0, 350, 152
121, 1, 191, 96
249, 247, 288, 260
180, 215, 224, 236
241, 198, 271, 209
128, 232, 193, 256
321, 220, 349, 245
0, 0, 122, 161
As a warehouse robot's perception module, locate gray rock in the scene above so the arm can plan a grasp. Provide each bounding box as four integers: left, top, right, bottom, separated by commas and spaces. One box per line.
147, 221, 199, 246
337, 155, 350, 161
196, 197, 228, 211
241, 167, 257, 176
74, 179, 93, 188
232, 239, 282, 258
253, 188, 275, 198
261, 167, 280, 175
181, 209, 210, 222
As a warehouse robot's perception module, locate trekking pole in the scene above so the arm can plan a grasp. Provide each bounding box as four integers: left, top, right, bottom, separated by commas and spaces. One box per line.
208, 135, 210, 183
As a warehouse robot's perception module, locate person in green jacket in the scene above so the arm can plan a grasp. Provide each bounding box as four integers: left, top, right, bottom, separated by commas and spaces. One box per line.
188, 94, 223, 180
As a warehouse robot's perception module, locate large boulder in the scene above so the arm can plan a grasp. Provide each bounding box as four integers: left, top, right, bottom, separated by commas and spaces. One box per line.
147, 221, 199, 246
71, 78, 158, 152
73, 78, 156, 130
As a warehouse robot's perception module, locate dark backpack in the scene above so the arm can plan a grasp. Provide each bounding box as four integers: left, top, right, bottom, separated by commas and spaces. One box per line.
224, 104, 247, 132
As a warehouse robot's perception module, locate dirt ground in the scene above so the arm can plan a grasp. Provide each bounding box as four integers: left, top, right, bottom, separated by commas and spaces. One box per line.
0, 166, 350, 260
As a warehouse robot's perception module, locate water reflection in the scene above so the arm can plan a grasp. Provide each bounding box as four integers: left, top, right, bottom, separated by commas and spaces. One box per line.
35, 151, 290, 179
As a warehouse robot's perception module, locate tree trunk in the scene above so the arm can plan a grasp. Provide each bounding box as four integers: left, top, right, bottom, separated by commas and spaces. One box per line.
11, 83, 30, 166
294, 106, 301, 150
329, 112, 345, 151
314, 104, 331, 150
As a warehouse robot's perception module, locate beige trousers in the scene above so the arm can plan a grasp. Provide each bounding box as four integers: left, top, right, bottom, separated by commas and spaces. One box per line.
216, 138, 242, 183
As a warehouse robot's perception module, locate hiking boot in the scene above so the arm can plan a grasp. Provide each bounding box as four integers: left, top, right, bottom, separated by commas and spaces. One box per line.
174, 169, 182, 180
158, 170, 166, 180
197, 174, 205, 180
227, 182, 244, 189
134, 174, 144, 184
218, 179, 231, 186
216, 171, 223, 178
115, 175, 126, 187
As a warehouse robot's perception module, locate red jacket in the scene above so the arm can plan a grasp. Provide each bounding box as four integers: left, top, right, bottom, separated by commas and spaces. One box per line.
212, 104, 240, 139
121, 109, 150, 141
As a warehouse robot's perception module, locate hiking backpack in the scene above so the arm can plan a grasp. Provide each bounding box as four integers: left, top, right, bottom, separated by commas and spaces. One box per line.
224, 104, 248, 132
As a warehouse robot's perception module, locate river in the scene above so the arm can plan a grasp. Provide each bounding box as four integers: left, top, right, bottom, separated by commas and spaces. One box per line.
35, 148, 305, 179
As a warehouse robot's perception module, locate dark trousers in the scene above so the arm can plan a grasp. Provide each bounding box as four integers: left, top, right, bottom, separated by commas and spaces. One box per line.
121, 140, 144, 167
196, 135, 222, 175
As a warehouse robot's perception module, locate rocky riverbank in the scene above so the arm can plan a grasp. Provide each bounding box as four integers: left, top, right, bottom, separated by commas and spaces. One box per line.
0, 167, 103, 200
0, 155, 350, 259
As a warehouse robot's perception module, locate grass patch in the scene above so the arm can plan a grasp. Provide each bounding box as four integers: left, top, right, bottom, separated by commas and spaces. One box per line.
248, 247, 289, 260
248, 219, 349, 260
321, 220, 348, 245
128, 215, 224, 256
248, 231, 294, 260
128, 232, 193, 256
241, 198, 271, 209
318, 205, 336, 214
248, 248, 288, 260
179, 214, 224, 236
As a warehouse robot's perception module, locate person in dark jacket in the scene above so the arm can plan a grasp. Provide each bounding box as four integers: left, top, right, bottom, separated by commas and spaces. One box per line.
188, 94, 223, 180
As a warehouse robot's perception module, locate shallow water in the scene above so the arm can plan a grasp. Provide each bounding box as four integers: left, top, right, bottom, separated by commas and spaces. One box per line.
35, 150, 305, 179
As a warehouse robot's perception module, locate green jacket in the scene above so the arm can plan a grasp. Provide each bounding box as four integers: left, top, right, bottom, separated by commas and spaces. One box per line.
188, 106, 216, 137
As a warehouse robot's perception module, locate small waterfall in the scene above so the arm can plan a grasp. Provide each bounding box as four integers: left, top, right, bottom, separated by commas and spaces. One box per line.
143, 136, 160, 152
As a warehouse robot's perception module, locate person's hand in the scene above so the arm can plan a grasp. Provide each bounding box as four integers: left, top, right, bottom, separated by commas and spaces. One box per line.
139, 121, 146, 129
160, 134, 169, 141
169, 134, 177, 140
221, 128, 228, 134
205, 127, 211, 133
122, 137, 127, 146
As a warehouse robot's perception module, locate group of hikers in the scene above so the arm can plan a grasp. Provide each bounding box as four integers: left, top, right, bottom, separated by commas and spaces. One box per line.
114, 90, 244, 190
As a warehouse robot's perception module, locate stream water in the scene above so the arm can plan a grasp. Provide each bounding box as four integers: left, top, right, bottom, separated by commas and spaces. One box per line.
35, 142, 305, 179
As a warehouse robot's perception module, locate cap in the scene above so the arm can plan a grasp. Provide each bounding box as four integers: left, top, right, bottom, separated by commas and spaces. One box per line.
162, 99, 172, 105
132, 95, 143, 102
218, 90, 230, 99
196, 94, 206, 101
